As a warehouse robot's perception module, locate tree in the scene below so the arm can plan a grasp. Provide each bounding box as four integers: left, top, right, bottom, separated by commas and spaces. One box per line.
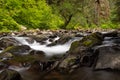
47, 0, 83, 29
94, 0, 110, 26
113, 0, 120, 23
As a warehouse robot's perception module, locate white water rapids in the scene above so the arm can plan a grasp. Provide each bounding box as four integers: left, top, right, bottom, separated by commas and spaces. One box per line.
14, 36, 81, 56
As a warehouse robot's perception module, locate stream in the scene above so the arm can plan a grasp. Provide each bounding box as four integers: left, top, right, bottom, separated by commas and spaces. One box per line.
0, 30, 120, 80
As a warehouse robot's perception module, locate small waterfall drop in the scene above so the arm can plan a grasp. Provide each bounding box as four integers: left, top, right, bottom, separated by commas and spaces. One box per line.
14, 36, 81, 56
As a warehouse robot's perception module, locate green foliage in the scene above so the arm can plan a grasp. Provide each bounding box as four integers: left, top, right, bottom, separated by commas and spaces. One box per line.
101, 21, 118, 29
0, 9, 21, 31
0, 0, 119, 31
0, 0, 63, 30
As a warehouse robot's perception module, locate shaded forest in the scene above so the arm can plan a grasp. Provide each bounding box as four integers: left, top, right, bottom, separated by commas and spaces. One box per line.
0, 0, 120, 31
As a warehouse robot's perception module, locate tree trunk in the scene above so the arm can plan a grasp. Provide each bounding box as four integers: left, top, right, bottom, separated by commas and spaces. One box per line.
94, 0, 110, 26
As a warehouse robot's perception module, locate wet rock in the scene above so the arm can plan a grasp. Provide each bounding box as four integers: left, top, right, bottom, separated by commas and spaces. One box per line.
0, 52, 13, 61
29, 50, 46, 61
58, 55, 79, 73
28, 60, 55, 73
57, 32, 104, 73
103, 30, 118, 37
1, 45, 31, 56
47, 35, 72, 46
68, 32, 103, 55
25, 38, 34, 44
0, 62, 8, 70
28, 61, 43, 73
0, 69, 22, 80
30, 35, 48, 44
94, 44, 120, 70
0, 37, 19, 49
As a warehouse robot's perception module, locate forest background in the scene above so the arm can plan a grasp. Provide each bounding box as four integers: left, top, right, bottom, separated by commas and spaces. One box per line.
0, 0, 120, 31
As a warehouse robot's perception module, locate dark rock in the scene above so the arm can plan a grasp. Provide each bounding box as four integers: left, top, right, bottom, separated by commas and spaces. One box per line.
1, 45, 31, 56
103, 30, 118, 37
0, 62, 8, 70
28, 61, 43, 73
0, 37, 19, 49
47, 35, 72, 46
25, 38, 34, 44
57, 32, 104, 73
75, 33, 84, 37
30, 35, 48, 44
28, 60, 55, 73
94, 44, 120, 70
29, 50, 46, 61
0, 69, 22, 80
58, 55, 79, 73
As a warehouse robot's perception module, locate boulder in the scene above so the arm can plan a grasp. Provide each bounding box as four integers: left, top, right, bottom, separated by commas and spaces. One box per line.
58, 55, 80, 73
1, 45, 31, 56
68, 32, 103, 55
47, 35, 72, 46
0, 37, 19, 49
94, 44, 120, 70
28, 60, 55, 73
57, 32, 104, 73
0, 69, 22, 80
30, 35, 48, 44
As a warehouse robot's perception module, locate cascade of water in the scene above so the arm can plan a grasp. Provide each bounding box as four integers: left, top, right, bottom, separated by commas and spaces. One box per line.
14, 37, 81, 56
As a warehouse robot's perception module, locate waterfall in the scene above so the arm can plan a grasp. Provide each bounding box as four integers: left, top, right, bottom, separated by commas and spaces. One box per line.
14, 36, 81, 56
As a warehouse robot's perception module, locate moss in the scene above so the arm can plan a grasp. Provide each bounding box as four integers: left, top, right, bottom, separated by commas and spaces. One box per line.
68, 32, 103, 55
1, 46, 14, 54
4, 55, 37, 66
69, 41, 79, 52
81, 32, 103, 47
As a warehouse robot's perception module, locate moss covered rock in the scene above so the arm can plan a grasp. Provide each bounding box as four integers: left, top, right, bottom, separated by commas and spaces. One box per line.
1, 45, 31, 56
68, 32, 103, 55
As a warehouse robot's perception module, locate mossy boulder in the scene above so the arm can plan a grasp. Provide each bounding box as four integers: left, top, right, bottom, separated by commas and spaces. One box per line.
58, 55, 79, 73
68, 32, 103, 55
3, 53, 46, 67
1, 45, 31, 56
0, 69, 22, 80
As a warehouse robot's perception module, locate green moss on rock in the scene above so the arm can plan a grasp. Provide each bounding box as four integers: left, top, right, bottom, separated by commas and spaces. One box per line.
68, 32, 103, 55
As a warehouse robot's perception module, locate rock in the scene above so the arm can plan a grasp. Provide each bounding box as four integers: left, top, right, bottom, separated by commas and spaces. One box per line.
94, 44, 120, 70
1, 45, 31, 56
0, 37, 19, 49
30, 35, 48, 44
58, 55, 79, 73
47, 35, 72, 46
103, 30, 118, 37
0, 69, 22, 80
57, 32, 104, 73
29, 50, 46, 61
0, 62, 8, 70
28, 60, 55, 73
28, 61, 43, 73
25, 38, 34, 44
68, 32, 103, 55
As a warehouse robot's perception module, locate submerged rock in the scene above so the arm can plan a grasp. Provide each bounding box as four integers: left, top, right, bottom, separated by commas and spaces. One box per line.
0, 69, 22, 80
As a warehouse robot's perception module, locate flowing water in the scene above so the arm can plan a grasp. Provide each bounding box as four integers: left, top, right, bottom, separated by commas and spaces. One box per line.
14, 36, 81, 56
